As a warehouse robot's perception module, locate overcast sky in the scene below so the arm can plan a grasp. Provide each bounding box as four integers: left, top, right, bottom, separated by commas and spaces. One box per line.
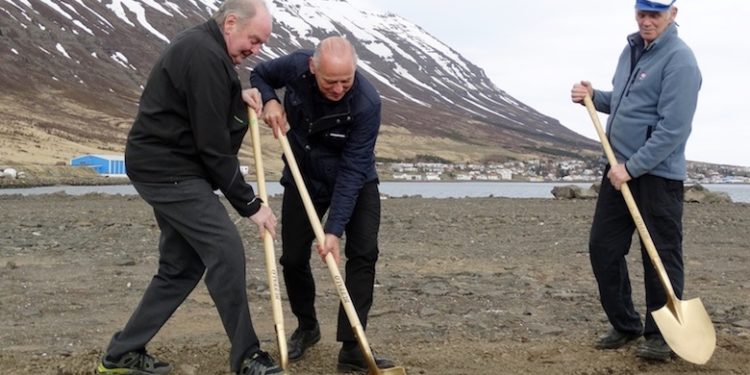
370, 0, 750, 167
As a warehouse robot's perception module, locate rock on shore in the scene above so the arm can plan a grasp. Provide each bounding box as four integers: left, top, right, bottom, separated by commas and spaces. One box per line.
552, 182, 733, 203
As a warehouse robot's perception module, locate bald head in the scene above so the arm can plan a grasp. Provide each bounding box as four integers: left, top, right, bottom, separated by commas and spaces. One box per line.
309, 37, 358, 101
311, 36, 358, 70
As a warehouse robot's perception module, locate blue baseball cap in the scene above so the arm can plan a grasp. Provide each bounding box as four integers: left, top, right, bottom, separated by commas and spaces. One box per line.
635, 0, 676, 12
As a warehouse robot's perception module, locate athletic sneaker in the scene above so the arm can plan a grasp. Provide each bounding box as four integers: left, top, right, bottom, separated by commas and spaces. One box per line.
238, 350, 285, 375
96, 351, 172, 375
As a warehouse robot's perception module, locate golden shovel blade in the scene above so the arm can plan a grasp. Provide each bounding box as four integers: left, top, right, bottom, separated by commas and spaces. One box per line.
368, 367, 407, 375
652, 297, 716, 365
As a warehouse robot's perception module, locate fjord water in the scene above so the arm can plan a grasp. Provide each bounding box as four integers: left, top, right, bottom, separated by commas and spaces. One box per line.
1, 182, 749, 203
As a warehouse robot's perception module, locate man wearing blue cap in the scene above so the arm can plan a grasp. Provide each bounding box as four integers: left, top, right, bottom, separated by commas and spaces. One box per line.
570, 0, 701, 362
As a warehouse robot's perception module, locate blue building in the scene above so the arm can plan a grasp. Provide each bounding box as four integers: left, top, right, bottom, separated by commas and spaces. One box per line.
70, 154, 126, 176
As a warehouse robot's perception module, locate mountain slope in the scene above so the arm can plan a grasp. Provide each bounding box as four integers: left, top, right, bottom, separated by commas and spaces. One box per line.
0, 0, 599, 170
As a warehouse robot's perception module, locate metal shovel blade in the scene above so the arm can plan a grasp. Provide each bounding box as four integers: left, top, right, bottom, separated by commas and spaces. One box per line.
370, 368, 407, 375
652, 297, 716, 365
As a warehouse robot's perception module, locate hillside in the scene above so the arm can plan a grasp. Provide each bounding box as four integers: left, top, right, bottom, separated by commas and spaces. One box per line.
0, 0, 600, 174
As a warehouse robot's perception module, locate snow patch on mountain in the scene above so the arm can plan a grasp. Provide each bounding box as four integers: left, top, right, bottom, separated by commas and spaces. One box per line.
106, 0, 171, 42
55, 42, 70, 58
0, 0, 594, 155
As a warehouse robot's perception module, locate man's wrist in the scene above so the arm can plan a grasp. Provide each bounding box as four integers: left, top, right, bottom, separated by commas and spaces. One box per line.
246, 196, 264, 216
623, 163, 633, 179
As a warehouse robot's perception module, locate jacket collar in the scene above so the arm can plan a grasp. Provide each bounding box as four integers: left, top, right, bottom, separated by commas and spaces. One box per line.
205, 19, 229, 56
627, 22, 678, 51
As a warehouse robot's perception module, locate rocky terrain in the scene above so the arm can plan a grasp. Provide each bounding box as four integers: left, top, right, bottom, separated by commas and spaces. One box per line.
0, 193, 748, 374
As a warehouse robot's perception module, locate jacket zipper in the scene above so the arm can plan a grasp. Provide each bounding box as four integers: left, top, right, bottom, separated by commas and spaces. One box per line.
608, 44, 647, 144
625, 67, 641, 97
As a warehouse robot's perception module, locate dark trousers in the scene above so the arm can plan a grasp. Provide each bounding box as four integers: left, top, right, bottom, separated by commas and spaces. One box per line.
106, 179, 259, 373
280, 181, 380, 343
589, 168, 684, 337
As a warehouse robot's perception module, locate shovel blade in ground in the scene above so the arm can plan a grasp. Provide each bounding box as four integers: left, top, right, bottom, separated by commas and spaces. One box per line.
369, 368, 407, 375
652, 297, 716, 364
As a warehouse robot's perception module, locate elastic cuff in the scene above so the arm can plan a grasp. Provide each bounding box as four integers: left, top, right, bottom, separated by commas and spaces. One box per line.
323, 222, 344, 238
623, 163, 633, 179
245, 196, 263, 216
262, 97, 281, 105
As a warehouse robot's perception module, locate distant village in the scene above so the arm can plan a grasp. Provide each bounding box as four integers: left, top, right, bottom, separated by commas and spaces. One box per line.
4, 154, 747, 185
380, 158, 750, 184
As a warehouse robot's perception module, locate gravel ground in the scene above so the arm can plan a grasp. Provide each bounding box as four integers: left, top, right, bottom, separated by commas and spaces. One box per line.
0, 193, 748, 374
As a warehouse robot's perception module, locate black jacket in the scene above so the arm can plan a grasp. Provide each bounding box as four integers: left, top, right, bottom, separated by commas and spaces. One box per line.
125, 20, 260, 217
250, 50, 381, 236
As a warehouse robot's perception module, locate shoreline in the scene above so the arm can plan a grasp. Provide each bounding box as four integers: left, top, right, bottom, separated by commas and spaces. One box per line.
0, 176, 131, 189
3, 177, 749, 190
2, 171, 748, 203
1, 183, 748, 205
2, 165, 748, 190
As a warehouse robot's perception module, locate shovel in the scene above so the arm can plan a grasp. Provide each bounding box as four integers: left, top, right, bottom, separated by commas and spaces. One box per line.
277, 132, 407, 375
583, 95, 715, 364
248, 109, 288, 369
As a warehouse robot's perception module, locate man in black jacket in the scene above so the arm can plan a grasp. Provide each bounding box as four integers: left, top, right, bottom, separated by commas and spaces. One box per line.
250, 36, 395, 372
96, 1, 284, 374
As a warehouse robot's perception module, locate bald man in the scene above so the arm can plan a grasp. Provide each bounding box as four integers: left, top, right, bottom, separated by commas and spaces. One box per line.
97, 1, 285, 374
251, 36, 395, 372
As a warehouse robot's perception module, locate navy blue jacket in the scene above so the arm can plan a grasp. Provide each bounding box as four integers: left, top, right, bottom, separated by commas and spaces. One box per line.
250, 50, 381, 236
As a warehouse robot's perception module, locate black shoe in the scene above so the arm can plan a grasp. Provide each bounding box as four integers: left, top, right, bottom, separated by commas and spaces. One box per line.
337, 346, 395, 373
636, 335, 672, 362
238, 351, 285, 375
96, 351, 172, 375
287, 324, 321, 362
594, 327, 641, 349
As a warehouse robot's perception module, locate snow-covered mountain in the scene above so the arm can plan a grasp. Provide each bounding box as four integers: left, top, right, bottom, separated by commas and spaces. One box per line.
0, 0, 598, 165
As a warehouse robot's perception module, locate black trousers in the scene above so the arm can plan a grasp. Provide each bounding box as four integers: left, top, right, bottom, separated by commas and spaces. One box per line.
106, 179, 259, 373
280, 181, 380, 343
589, 168, 684, 337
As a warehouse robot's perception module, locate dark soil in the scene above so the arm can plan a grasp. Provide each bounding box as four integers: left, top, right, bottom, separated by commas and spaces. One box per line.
0, 194, 748, 374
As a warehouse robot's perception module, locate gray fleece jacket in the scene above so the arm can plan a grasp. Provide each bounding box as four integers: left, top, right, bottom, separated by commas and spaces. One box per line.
593, 22, 701, 180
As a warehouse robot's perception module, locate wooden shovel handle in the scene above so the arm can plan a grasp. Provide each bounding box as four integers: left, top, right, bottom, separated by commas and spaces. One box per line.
583, 96, 679, 306
278, 134, 382, 374
248, 109, 288, 369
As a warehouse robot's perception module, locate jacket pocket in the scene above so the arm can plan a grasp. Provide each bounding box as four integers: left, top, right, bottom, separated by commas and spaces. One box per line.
320, 128, 349, 151
307, 148, 339, 198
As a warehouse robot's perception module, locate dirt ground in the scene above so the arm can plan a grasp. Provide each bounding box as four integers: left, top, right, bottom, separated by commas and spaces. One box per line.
0, 193, 748, 375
